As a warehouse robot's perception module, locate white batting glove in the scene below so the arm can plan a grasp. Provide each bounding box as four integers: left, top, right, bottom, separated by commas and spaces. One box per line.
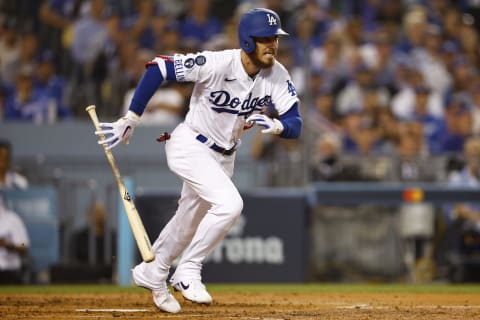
246, 114, 284, 135
95, 111, 140, 150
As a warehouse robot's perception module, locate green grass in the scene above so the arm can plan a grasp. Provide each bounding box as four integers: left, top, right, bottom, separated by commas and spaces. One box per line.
1, 283, 480, 294
209, 283, 480, 294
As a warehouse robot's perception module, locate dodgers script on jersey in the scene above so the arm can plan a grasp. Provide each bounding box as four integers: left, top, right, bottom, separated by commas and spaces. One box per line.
151, 49, 299, 149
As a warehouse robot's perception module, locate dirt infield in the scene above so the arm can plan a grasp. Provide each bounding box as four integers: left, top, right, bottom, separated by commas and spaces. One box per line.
1, 289, 480, 320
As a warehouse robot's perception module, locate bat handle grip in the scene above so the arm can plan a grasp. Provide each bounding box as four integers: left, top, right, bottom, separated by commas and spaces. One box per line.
85, 105, 102, 132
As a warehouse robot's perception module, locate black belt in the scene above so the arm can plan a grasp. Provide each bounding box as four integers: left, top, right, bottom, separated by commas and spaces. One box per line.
196, 134, 236, 156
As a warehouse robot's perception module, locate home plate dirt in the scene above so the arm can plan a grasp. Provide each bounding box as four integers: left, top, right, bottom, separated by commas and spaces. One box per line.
1, 291, 479, 319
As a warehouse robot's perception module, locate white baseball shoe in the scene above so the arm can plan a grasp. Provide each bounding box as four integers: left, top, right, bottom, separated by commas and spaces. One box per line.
150, 284, 181, 314
132, 266, 181, 313
172, 279, 213, 304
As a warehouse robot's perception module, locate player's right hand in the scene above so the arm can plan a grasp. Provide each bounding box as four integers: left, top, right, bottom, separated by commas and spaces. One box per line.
95, 111, 140, 150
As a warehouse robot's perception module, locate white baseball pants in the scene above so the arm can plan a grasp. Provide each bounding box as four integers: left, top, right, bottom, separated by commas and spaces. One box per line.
134, 122, 243, 287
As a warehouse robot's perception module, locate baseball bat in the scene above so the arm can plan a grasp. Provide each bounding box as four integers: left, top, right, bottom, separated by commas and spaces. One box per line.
85, 105, 155, 262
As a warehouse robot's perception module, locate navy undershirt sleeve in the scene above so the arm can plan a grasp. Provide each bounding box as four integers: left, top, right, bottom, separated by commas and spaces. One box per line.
279, 103, 303, 139
129, 65, 165, 116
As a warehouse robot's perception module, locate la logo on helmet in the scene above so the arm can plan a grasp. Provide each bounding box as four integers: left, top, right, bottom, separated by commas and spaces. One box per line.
266, 13, 277, 26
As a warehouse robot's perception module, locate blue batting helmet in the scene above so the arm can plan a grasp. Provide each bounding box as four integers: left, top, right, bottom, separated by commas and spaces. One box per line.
238, 8, 289, 54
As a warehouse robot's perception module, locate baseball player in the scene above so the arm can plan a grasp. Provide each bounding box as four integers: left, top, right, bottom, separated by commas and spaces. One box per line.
0, 194, 30, 284
95, 8, 303, 313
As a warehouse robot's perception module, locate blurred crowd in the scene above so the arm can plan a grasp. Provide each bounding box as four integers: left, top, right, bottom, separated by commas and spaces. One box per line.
1, 0, 480, 183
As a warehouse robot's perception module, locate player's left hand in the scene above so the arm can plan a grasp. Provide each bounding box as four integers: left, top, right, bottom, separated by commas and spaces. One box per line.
246, 114, 284, 135
95, 111, 140, 150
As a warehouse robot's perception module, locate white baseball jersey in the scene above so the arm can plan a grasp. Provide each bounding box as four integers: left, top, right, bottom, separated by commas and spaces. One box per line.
152, 49, 299, 149
0, 205, 30, 270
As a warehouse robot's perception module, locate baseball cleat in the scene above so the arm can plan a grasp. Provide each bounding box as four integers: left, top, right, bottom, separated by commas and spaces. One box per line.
132, 266, 181, 313
172, 279, 213, 304
151, 285, 181, 313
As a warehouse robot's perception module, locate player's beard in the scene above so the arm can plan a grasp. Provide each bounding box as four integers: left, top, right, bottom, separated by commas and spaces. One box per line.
249, 49, 276, 69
